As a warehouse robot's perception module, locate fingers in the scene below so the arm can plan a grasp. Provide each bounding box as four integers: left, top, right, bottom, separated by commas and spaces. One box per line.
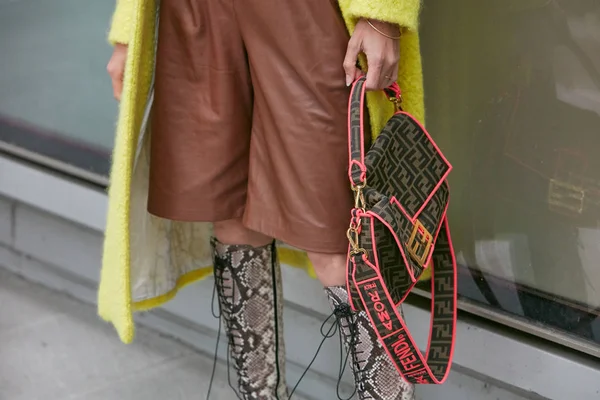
364, 51, 383, 90
343, 35, 362, 86
382, 68, 398, 88
345, 19, 401, 90
107, 44, 128, 101
107, 60, 123, 101
365, 50, 400, 90
112, 78, 123, 101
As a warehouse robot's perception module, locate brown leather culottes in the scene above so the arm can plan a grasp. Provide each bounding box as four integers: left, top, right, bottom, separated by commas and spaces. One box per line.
148, 0, 354, 253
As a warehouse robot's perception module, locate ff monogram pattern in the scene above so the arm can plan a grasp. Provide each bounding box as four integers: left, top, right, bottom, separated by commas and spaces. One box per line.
212, 239, 288, 399
346, 77, 457, 385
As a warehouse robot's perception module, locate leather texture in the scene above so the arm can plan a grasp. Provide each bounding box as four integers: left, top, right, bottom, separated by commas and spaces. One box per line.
148, 0, 355, 253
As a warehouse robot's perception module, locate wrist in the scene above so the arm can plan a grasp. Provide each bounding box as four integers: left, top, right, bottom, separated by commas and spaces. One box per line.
364, 18, 402, 40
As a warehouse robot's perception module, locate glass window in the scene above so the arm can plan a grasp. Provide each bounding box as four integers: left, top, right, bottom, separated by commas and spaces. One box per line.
420, 0, 600, 349
3, 0, 598, 352
0, 0, 117, 177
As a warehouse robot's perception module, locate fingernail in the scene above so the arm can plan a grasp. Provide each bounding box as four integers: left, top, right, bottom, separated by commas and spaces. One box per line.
346, 75, 352, 86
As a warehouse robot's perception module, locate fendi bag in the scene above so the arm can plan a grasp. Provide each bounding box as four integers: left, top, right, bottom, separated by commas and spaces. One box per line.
346, 76, 457, 384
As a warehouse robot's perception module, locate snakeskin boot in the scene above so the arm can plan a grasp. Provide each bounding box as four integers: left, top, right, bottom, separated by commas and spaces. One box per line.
325, 286, 415, 400
212, 238, 288, 400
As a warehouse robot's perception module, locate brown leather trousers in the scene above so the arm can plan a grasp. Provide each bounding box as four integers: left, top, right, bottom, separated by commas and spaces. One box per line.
148, 0, 354, 253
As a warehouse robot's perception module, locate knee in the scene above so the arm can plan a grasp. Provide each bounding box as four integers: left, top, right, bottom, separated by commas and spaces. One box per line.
213, 218, 273, 247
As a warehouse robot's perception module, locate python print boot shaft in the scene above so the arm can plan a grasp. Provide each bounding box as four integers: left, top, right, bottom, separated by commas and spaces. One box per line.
325, 286, 415, 400
212, 238, 288, 400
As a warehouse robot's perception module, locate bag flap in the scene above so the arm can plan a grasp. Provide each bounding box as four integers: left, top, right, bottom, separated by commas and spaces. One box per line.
365, 112, 452, 222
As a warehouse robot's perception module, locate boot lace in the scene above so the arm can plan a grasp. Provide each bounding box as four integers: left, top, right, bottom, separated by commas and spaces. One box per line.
207, 262, 246, 400
289, 302, 366, 400
207, 246, 284, 400
333, 303, 370, 398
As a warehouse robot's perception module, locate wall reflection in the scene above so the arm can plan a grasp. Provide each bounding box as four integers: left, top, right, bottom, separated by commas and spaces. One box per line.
0, 0, 116, 176
421, 0, 600, 344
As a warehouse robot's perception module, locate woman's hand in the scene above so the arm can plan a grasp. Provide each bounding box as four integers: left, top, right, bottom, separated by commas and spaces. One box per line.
343, 19, 401, 90
107, 43, 128, 101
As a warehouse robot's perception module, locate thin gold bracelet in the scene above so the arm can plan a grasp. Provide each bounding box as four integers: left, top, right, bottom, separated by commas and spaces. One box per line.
366, 19, 402, 40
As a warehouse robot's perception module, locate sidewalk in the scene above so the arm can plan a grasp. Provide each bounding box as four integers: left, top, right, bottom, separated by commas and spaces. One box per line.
0, 267, 284, 400
0, 265, 531, 400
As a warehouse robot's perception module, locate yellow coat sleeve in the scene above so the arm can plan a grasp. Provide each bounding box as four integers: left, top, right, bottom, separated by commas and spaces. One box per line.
107, 0, 135, 45
342, 0, 422, 32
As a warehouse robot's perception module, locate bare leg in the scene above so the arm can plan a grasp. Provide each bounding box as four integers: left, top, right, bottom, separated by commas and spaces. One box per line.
307, 252, 347, 287
213, 218, 273, 247
310, 249, 415, 399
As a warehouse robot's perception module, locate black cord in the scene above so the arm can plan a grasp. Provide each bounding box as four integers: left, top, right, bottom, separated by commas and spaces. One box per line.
289, 304, 358, 400
270, 242, 283, 400
207, 265, 243, 400
289, 309, 339, 398
206, 281, 222, 400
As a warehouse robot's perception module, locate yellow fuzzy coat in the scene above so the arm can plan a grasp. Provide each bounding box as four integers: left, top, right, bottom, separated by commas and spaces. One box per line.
98, 0, 426, 344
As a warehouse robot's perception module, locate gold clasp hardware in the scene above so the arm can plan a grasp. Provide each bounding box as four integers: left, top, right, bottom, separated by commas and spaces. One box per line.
348, 181, 367, 256
406, 220, 433, 267
346, 226, 366, 256
352, 184, 366, 211
388, 95, 402, 112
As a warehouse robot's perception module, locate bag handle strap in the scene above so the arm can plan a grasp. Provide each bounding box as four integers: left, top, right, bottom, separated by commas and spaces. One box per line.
349, 217, 457, 384
346, 76, 457, 384
347, 76, 402, 188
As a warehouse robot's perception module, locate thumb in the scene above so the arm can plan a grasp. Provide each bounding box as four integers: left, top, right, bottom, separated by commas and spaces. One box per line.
343, 35, 361, 86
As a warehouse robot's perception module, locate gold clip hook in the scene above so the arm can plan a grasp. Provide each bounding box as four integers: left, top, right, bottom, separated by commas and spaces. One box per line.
388, 95, 402, 112
346, 227, 367, 256
353, 188, 366, 210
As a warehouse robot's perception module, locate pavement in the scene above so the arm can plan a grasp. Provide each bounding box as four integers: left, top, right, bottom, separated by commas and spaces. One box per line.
0, 267, 307, 400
